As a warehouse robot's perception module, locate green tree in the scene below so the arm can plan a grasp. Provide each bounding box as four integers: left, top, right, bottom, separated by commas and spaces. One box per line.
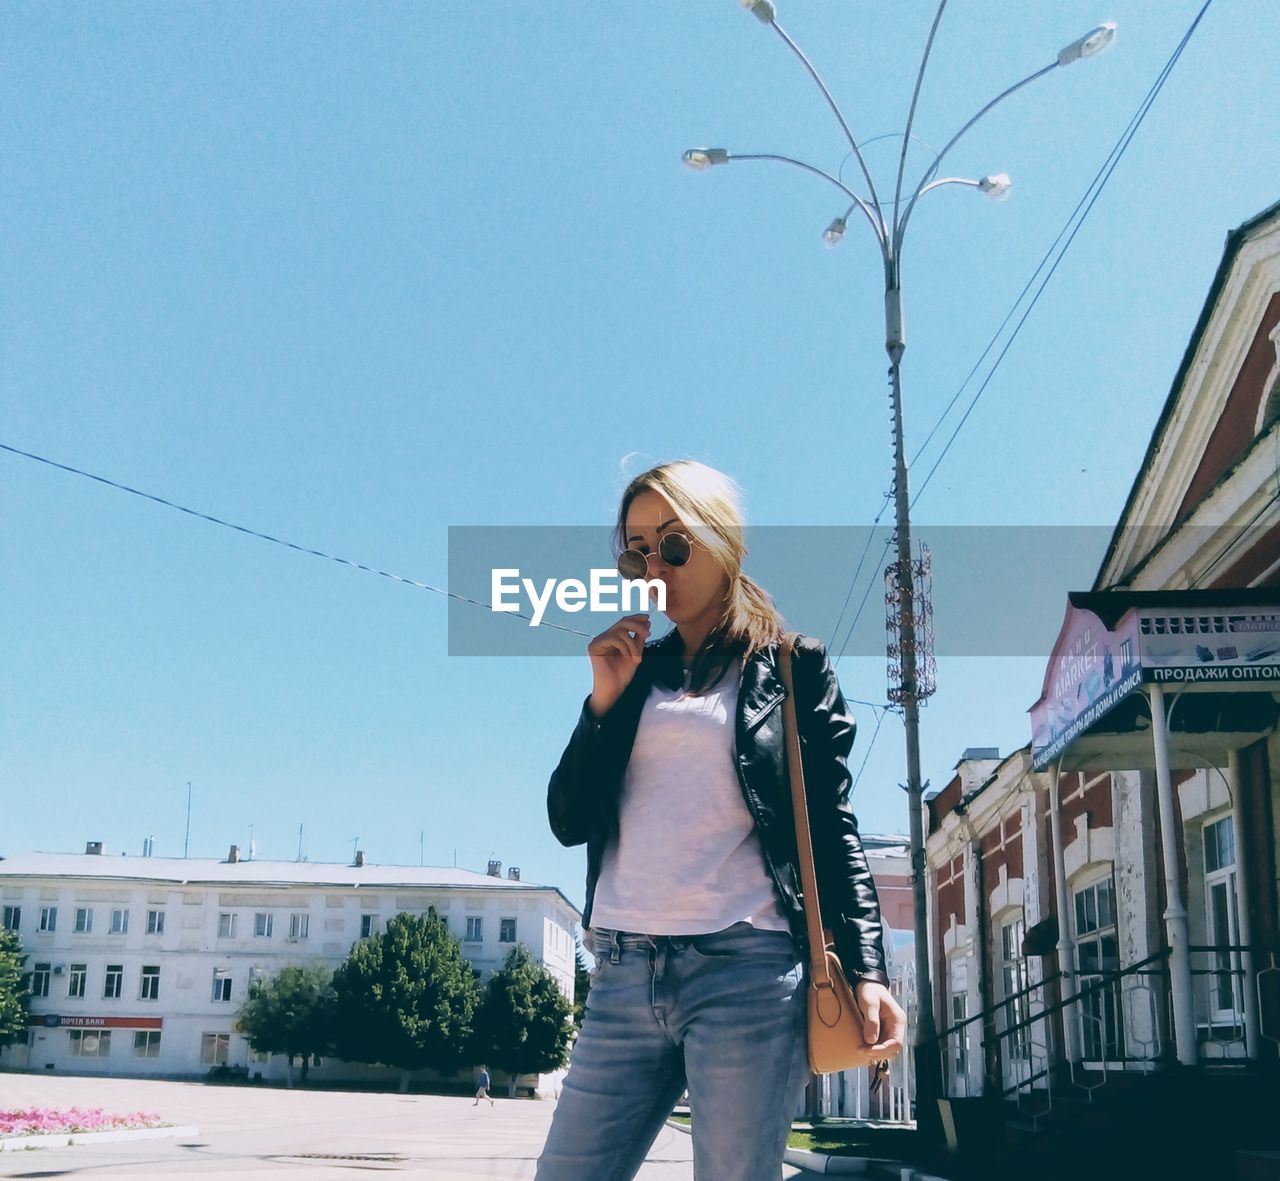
474, 944, 574, 1095
236, 964, 335, 1086
572, 941, 591, 1030
331, 909, 480, 1091
0, 930, 30, 1051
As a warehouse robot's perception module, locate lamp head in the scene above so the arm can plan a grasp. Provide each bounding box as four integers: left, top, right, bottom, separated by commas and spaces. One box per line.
822, 216, 847, 247
682, 148, 729, 171
1057, 21, 1116, 67
738, 0, 776, 23
978, 174, 1012, 201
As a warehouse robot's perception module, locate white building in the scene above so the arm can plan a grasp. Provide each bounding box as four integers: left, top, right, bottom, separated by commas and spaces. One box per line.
0, 843, 581, 1095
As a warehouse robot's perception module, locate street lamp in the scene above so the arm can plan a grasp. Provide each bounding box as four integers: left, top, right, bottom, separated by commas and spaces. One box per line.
683, 0, 1115, 1131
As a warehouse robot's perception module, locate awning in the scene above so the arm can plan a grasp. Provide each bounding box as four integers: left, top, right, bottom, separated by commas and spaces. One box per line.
1029, 589, 1280, 771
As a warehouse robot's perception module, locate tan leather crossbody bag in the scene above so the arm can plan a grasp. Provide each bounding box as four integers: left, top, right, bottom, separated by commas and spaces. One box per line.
778, 632, 896, 1079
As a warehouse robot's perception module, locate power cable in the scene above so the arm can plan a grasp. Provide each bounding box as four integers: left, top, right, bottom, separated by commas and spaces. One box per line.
0, 441, 595, 639
909, 0, 1214, 509
851, 702, 890, 793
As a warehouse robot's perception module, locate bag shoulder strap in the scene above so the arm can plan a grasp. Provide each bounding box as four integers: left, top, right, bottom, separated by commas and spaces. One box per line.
777, 632, 834, 985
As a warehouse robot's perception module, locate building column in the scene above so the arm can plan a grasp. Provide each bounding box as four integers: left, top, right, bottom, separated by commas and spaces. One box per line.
1047, 759, 1079, 1063
1226, 748, 1262, 1058
1149, 683, 1198, 1066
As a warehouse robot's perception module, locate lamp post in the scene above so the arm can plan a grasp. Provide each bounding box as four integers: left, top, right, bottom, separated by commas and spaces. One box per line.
684, 0, 1115, 1132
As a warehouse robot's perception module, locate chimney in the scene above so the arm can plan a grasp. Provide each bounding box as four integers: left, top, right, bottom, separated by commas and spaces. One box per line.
353, 850, 366, 868
487, 859, 502, 878
85, 841, 103, 856
507, 866, 521, 881
955, 747, 1002, 793
228, 844, 240, 864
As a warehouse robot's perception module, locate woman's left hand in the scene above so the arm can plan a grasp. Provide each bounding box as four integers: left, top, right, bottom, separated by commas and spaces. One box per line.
854, 980, 907, 1058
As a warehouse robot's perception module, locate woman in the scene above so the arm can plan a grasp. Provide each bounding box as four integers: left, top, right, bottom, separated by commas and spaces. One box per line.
537, 460, 905, 1181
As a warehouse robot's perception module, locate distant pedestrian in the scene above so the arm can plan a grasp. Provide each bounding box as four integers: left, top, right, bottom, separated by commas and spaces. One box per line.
474, 1065, 494, 1106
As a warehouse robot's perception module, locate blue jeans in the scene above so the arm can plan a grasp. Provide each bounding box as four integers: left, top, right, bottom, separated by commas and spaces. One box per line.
536, 921, 810, 1181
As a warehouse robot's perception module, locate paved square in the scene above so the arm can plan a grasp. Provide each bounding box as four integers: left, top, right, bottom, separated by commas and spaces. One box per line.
0, 1076, 820, 1179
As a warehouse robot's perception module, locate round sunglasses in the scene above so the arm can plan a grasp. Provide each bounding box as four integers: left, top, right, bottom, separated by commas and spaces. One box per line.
616, 531, 692, 580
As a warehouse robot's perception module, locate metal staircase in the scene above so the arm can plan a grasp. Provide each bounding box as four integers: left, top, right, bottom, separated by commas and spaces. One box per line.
927, 944, 1280, 1181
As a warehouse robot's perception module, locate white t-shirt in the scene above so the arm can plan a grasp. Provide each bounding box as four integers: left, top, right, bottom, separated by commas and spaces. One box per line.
589, 658, 790, 936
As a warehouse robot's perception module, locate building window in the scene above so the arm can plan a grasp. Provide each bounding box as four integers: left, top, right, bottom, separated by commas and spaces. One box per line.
147, 909, 165, 935
360, 914, 380, 939
68, 1029, 111, 1058
1073, 875, 1122, 1059
951, 992, 969, 1074
133, 1030, 162, 1059
1203, 813, 1243, 1021
139, 965, 160, 1001
251, 1049, 270, 1065
465, 916, 483, 943
38, 906, 57, 933
2, 905, 19, 932
947, 954, 969, 1086
110, 908, 130, 935
201, 1032, 230, 1066
254, 912, 273, 938
997, 914, 1029, 1063
218, 913, 237, 939
211, 970, 232, 1003
499, 917, 517, 943
31, 962, 52, 998
288, 913, 309, 941
103, 964, 124, 999
68, 963, 88, 999
74, 907, 93, 934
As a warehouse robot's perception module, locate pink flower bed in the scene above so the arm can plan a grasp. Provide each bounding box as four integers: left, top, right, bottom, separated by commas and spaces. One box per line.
0, 1107, 166, 1138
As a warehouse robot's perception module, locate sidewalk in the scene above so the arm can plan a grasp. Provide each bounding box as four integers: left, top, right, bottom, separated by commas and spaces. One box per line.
0, 1074, 823, 1179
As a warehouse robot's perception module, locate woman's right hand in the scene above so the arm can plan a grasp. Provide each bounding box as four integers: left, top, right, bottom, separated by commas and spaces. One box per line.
586, 613, 650, 719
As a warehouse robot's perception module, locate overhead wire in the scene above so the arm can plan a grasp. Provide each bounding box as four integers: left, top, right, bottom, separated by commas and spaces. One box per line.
909, 0, 1215, 510
0, 441, 595, 639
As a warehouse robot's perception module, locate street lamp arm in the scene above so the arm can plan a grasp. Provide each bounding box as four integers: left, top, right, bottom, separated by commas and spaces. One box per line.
728, 153, 886, 248
914, 176, 980, 197
893, 0, 949, 240
895, 59, 1056, 250
768, 18, 885, 228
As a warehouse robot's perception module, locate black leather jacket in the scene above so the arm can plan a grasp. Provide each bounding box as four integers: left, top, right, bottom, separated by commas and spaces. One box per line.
546, 627, 889, 987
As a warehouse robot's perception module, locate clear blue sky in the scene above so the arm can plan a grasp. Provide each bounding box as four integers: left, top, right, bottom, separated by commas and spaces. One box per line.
3, 2, 1277, 912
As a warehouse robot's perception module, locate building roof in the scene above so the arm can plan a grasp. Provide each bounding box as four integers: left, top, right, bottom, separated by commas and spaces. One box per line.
862, 833, 911, 850
1095, 198, 1280, 591
0, 851, 580, 915
1067, 586, 1280, 629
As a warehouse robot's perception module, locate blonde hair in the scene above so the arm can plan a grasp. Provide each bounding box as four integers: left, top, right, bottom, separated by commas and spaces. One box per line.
614, 460, 785, 692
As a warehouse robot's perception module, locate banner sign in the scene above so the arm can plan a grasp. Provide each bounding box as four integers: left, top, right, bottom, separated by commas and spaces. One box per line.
1137, 608, 1280, 683
1031, 603, 1141, 768
1032, 600, 1280, 769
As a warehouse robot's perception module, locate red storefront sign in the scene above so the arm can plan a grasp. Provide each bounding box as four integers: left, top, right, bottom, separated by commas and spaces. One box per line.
28, 1014, 164, 1030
